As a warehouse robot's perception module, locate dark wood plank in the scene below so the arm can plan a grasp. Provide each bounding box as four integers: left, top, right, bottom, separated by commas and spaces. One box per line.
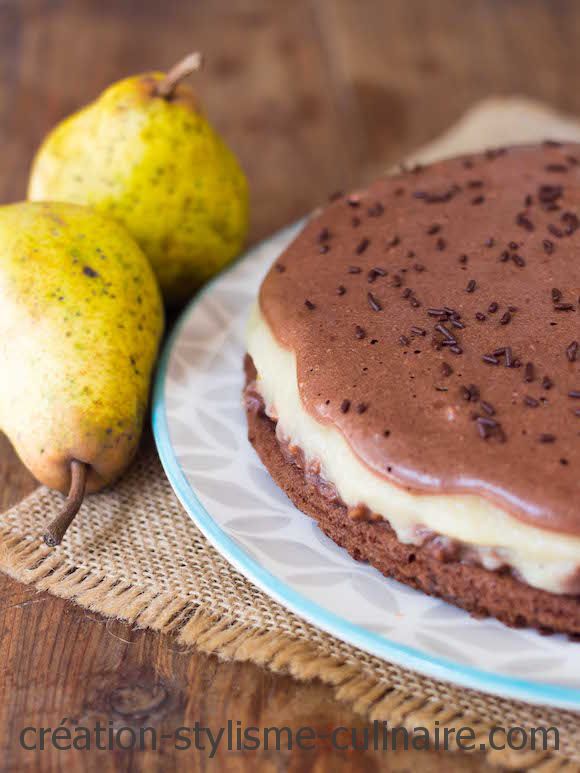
0, 582, 489, 772
315, 0, 580, 179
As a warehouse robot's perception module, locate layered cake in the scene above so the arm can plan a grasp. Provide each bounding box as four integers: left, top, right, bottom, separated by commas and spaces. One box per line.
244, 143, 580, 634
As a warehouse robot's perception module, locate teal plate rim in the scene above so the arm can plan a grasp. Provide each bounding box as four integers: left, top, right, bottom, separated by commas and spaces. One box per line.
152, 223, 580, 712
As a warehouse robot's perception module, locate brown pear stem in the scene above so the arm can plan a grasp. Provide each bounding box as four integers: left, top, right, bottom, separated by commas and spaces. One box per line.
43, 460, 88, 547
155, 52, 203, 99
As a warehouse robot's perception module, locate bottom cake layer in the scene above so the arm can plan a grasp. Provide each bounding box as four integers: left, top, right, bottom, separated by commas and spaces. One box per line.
244, 356, 580, 637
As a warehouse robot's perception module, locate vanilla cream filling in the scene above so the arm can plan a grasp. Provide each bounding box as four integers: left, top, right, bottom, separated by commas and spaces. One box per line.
247, 304, 580, 595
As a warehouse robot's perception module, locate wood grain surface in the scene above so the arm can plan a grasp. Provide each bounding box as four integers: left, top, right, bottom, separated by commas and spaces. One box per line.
1, 1, 578, 770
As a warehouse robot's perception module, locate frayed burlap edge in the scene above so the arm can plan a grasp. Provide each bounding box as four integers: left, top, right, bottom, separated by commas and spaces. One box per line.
0, 518, 577, 772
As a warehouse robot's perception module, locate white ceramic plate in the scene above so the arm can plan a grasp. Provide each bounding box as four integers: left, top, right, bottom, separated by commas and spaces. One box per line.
153, 222, 580, 710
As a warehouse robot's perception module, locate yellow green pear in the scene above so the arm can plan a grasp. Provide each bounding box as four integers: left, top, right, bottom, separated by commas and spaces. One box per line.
0, 202, 164, 541
27, 54, 249, 307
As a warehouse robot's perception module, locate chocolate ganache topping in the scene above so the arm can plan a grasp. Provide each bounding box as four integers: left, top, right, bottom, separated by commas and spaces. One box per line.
259, 144, 580, 536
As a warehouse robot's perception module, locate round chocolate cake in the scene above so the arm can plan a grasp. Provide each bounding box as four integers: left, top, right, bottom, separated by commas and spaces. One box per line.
244, 143, 580, 634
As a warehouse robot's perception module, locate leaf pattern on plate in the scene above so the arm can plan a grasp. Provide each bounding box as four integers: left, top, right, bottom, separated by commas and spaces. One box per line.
223, 515, 292, 534
193, 476, 273, 511
178, 453, 230, 474
350, 574, 400, 616
169, 417, 208, 448
196, 409, 239, 451
286, 571, 359, 588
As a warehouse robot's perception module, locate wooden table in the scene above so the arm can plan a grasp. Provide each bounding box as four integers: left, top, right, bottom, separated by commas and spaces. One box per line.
1, 2, 579, 769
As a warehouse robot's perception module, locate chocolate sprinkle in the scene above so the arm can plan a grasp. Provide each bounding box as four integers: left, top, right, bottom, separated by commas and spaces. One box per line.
368, 266, 387, 283
461, 384, 480, 402
356, 238, 370, 255
566, 341, 579, 362
538, 184, 563, 203
543, 239, 555, 254
524, 362, 535, 383
435, 323, 457, 343
304, 299, 316, 310
340, 399, 351, 413
367, 292, 382, 312
516, 212, 534, 231
466, 279, 477, 293
476, 416, 504, 441
368, 201, 384, 217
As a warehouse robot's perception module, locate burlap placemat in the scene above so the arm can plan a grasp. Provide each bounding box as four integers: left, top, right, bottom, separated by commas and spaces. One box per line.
1, 98, 580, 770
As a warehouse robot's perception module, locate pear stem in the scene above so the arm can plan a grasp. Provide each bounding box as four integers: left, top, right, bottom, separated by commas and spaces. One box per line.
155, 52, 203, 99
43, 460, 88, 547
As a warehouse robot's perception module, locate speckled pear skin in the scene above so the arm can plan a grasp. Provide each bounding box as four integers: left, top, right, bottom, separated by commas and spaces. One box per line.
27, 71, 249, 307
0, 202, 164, 493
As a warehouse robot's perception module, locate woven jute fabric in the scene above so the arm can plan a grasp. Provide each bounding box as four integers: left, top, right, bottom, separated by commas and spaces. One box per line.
1, 99, 580, 770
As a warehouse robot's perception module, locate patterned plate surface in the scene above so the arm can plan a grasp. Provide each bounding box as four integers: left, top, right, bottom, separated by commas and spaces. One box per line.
153, 222, 580, 710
